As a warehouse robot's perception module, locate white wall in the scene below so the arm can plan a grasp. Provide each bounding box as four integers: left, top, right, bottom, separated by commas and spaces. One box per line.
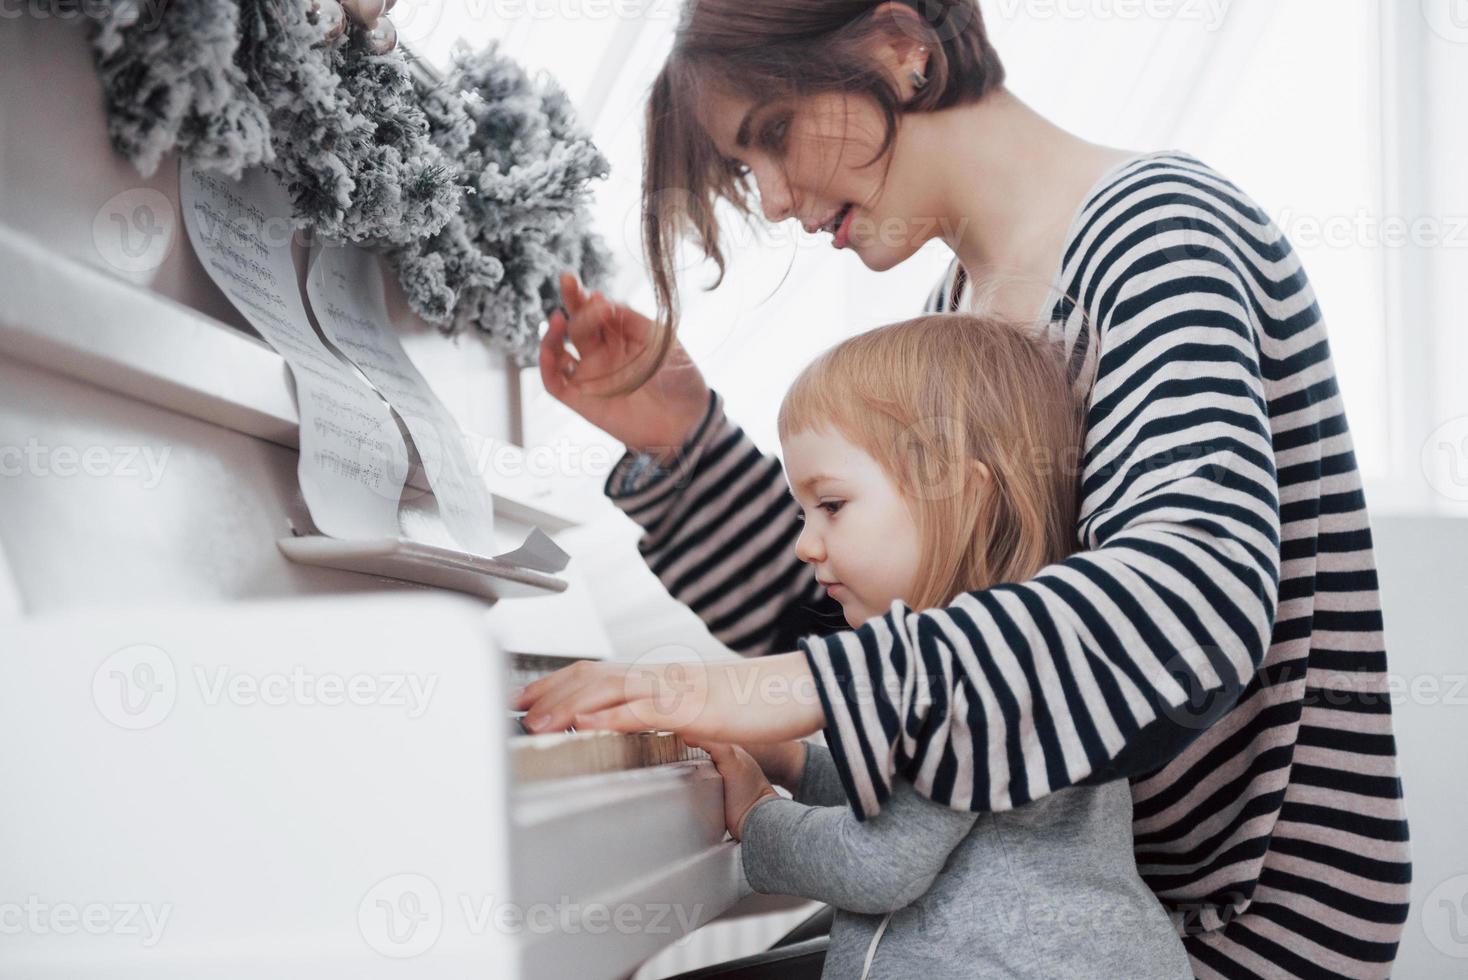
1372, 515, 1468, 977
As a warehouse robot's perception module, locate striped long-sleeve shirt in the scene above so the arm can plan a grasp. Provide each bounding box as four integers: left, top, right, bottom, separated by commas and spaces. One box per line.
604, 151, 1411, 978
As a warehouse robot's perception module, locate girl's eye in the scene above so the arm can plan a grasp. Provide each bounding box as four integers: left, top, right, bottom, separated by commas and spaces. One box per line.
791, 500, 842, 522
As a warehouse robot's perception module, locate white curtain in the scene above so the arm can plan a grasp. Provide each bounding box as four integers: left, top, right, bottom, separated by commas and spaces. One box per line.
406, 0, 1465, 652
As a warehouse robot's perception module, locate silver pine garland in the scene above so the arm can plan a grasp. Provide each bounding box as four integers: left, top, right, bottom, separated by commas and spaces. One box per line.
74, 0, 612, 363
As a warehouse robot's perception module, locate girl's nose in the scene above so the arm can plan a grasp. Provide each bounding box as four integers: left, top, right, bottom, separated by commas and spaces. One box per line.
793, 523, 824, 565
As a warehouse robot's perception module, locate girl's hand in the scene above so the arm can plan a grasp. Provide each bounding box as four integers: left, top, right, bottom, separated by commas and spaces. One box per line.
540, 271, 711, 465
508, 652, 826, 744
686, 739, 778, 841
739, 740, 809, 792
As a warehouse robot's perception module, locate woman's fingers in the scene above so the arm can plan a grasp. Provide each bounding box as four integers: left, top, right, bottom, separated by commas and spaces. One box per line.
515, 654, 828, 742
564, 294, 612, 361
538, 311, 579, 402
571, 701, 661, 734
512, 662, 668, 733
559, 270, 589, 316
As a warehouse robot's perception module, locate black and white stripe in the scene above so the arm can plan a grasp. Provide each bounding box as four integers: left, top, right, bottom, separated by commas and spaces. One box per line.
606, 151, 1410, 977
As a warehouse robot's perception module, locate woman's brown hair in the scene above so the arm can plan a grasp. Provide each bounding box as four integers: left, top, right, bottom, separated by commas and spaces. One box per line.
778, 312, 1083, 610
605, 0, 1005, 396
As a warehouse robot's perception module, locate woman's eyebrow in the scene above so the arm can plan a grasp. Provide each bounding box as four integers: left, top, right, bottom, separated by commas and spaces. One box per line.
734, 104, 764, 148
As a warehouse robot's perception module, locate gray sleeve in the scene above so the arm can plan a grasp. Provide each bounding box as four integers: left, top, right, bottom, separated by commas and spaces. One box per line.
739, 776, 979, 914
792, 743, 850, 808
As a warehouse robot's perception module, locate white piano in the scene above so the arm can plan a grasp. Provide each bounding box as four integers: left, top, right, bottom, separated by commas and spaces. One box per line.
0, 16, 812, 979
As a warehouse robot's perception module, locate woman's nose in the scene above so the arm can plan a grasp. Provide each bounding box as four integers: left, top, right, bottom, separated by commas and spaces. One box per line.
751, 163, 794, 224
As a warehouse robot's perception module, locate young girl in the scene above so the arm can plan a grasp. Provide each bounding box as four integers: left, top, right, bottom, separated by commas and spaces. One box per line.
689, 312, 1192, 979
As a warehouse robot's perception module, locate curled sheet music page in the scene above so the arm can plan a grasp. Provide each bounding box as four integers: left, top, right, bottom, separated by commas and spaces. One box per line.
180, 164, 409, 538
306, 242, 498, 557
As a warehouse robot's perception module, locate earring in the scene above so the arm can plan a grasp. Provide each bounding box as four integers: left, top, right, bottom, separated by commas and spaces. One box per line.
910, 67, 928, 90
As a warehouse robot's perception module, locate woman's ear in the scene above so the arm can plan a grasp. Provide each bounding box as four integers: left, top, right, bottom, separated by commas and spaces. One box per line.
868, 3, 932, 95
971, 459, 992, 486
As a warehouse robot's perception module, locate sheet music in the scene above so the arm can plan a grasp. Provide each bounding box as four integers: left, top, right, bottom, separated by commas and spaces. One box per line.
0, 537, 23, 620
491, 527, 569, 573
180, 164, 409, 538
306, 242, 498, 556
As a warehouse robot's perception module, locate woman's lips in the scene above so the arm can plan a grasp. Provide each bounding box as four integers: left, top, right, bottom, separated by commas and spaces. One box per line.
833, 204, 855, 249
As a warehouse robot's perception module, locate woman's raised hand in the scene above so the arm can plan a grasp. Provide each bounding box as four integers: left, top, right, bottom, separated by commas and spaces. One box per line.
539, 271, 711, 464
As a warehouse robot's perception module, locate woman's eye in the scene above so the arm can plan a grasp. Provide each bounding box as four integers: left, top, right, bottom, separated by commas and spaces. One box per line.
819, 500, 843, 516
763, 117, 790, 149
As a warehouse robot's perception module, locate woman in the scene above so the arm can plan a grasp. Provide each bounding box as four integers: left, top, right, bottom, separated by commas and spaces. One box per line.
514, 1, 1412, 976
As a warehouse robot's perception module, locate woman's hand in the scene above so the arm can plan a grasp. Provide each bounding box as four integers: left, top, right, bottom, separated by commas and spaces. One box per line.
686, 740, 779, 841
540, 271, 711, 465
739, 740, 809, 792
508, 652, 827, 744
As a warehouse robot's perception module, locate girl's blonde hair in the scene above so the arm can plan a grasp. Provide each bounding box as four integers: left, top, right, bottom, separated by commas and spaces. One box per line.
778, 313, 1084, 610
